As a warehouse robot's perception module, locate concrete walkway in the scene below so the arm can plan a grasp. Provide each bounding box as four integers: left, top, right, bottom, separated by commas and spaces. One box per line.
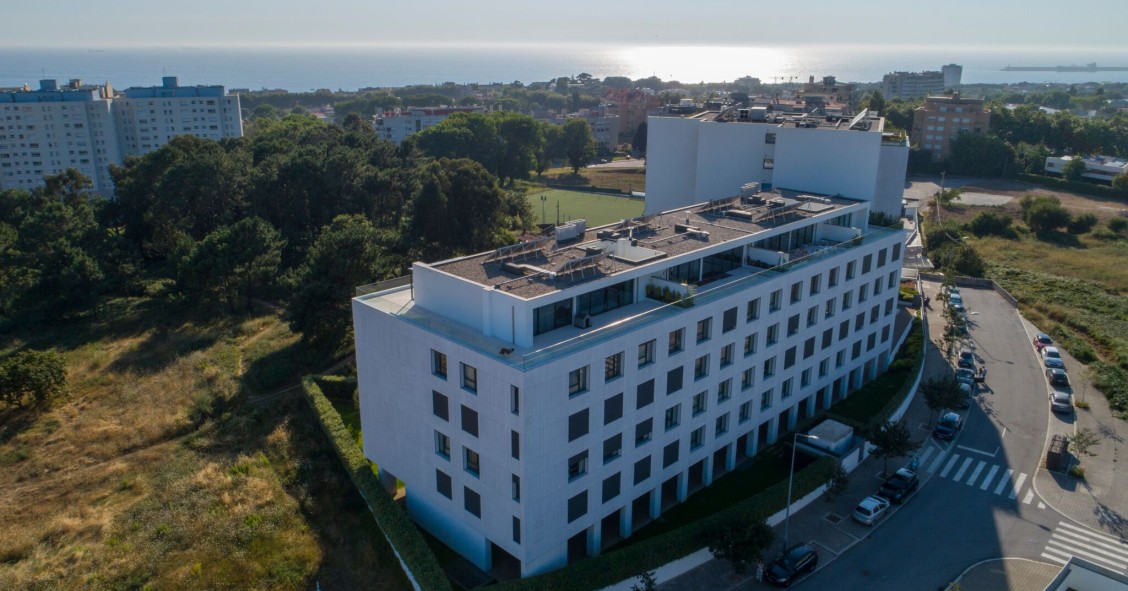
950, 558, 1060, 591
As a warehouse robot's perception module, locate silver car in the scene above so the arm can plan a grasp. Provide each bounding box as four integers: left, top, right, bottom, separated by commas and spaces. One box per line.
1042, 347, 1065, 369
853, 495, 890, 526
1049, 389, 1073, 413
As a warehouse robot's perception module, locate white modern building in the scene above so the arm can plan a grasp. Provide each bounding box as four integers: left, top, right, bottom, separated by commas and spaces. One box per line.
0, 76, 242, 195
644, 111, 909, 219
354, 191, 906, 577
373, 106, 484, 144
1045, 154, 1128, 183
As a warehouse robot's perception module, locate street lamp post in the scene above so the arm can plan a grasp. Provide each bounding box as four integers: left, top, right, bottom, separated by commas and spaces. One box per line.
935, 171, 946, 224
783, 433, 819, 553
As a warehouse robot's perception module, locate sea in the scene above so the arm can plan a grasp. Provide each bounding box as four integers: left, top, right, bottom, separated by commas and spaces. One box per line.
3, 45, 1128, 92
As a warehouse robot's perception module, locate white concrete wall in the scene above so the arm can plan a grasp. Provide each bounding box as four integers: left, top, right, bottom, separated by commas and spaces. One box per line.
875, 142, 910, 218
644, 117, 701, 215
692, 122, 771, 201
413, 262, 487, 333
772, 127, 878, 201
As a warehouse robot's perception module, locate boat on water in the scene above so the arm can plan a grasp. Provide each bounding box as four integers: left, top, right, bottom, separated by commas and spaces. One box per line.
1002, 62, 1128, 72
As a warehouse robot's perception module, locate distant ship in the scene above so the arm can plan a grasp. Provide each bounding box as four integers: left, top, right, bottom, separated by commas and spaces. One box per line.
1002, 62, 1128, 72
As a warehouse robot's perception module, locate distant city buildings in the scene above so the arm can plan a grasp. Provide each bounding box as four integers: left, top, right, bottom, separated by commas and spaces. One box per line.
1045, 154, 1128, 182
373, 106, 485, 144
910, 93, 989, 162
881, 65, 962, 100
0, 76, 243, 195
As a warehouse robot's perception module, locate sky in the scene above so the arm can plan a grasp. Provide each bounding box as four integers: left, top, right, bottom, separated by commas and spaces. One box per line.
2, 0, 1127, 50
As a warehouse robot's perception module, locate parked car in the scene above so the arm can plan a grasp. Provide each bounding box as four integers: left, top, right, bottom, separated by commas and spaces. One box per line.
878, 468, 919, 503
1049, 389, 1073, 414
957, 348, 975, 369
853, 495, 890, 526
933, 411, 963, 440
955, 368, 977, 386
1041, 347, 1065, 369
766, 543, 819, 587
1033, 333, 1053, 351
956, 382, 973, 409
1046, 368, 1070, 389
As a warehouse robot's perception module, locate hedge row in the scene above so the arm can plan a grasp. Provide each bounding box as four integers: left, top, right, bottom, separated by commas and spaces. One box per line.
493, 457, 835, 591
313, 374, 358, 401
825, 316, 925, 432
1015, 173, 1124, 200
302, 377, 451, 591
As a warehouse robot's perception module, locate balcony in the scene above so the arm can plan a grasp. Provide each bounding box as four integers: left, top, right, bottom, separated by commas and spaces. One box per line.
356, 227, 904, 371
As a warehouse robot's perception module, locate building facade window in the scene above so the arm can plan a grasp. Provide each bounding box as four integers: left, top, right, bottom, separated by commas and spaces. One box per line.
692, 391, 707, 416
694, 355, 710, 379
690, 426, 705, 450
761, 388, 774, 411
696, 318, 712, 343
639, 339, 656, 367
664, 405, 681, 430
603, 434, 623, 463
569, 365, 589, 396
605, 352, 624, 381
568, 451, 589, 481
464, 447, 480, 477
436, 469, 452, 499
636, 418, 653, 446
435, 431, 450, 459
432, 350, 447, 378
568, 409, 590, 442
432, 391, 449, 421
464, 487, 481, 518
461, 363, 477, 393
669, 328, 685, 354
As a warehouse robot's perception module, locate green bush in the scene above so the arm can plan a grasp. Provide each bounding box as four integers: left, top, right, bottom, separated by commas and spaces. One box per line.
302, 378, 451, 591
1092, 228, 1121, 241
1090, 362, 1128, 413
314, 375, 357, 401
1067, 213, 1099, 235
1016, 173, 1121, 200
1109, 217, 1128, 234
967, 211, 1015, 238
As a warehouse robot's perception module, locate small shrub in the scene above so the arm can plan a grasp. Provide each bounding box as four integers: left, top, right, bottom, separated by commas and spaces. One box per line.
1109, 217, 1128, 234
967, 211, 1015, 238
1092, 228, 1120, 241
1074, 399, 1091, 409
1067, 213, 1099, 234
1069, 464, 1085, 479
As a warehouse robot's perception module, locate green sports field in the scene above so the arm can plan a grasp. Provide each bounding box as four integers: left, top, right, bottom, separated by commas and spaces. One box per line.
526, 189, 645, 228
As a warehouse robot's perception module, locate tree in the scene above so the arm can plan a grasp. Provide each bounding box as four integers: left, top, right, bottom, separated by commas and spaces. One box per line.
253, 104, 279, 121
409, 158, 512, 258
629, 571, 658, 591
1070, 428, 1101, 459
865, 420, 921, 477
1020, 194, 1071, 233
177, 216, 285, 312
920, 376, 967, 421
1111, 174, 1128, 198
0, 349, 67, 406
862, 90, 886, 115
948, 133, 1016, 177
1068, 213, 1099, 234
633, 122, 648, 156
1062, 156, 1088, 181
562, 118, 597, 174
289, 215, 392, 356
707, 512, 775, 574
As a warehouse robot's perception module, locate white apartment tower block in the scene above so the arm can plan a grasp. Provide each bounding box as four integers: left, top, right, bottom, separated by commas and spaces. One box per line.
354, 192, 905, 577
0, 76, 242, 195
643, 111, 909, 220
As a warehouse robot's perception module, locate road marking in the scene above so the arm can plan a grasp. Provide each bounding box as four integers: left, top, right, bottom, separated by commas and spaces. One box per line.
953, 457, 974, 481
1040, 550, 1071, 565
1046, 539, 1128, 570
1009, 473, 1028, 500
957, 444, 998, 458
979, 465, 1000, 490
918, 446, 935, 467
1057, 522, 1128, 556
1054, 529, 1128, 561
1038, 502, 1046, 509
994, 469, 1014, 495
1023, 490, 1035, 504
965, 461, 986, 486
928, 449, 948, 474
940, 454, 961, 478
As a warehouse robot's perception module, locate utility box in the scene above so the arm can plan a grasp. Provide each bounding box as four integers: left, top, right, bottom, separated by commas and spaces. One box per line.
1047, 434, 1068, 472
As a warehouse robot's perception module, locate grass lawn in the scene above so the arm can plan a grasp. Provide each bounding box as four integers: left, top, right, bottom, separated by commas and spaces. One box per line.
538, 166, 646, 194
525, 189, 644, 228
0, 298, 410, 590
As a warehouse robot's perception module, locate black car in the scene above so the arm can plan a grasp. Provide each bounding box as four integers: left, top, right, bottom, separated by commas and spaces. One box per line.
765, 543, 819, 587
1046, 368, 1070, 389
933, 411, 963, 440
878, 468, 920, 503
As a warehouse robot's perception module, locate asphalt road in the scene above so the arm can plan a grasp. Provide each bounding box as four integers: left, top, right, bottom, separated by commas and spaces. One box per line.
797, 284, 1062, 590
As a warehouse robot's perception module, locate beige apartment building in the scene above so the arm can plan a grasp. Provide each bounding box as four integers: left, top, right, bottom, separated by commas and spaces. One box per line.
910, 93, 990, 161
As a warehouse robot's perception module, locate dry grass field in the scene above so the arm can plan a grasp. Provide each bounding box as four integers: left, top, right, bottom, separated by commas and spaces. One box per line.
0, 298, 410, 590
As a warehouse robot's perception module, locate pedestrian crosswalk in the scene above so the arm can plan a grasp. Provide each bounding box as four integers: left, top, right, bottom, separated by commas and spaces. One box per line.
1042, 521, 1128, 574
914, 445, 1032, 502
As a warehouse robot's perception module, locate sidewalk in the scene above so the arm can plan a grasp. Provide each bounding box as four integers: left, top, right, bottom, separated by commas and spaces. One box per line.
660, 311, 949, 591
950, 559, 1060, 591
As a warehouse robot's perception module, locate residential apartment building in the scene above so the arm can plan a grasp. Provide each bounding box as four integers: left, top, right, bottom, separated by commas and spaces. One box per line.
644, 110, 909, 219
354, 192, 905, 577
910, 93, 990, 161
880, 65, 961, 100
0, 79, 120, 193
1045, 154, 1128, 182
373, 106, 484, 144
0, 76, 242, 195
113, 76, 243, 156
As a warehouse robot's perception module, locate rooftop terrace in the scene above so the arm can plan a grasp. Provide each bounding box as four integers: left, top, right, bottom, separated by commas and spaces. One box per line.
432, 192, 861, 299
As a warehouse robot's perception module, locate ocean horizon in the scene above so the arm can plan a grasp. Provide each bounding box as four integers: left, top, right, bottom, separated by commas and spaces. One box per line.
4, 45, 1128, 92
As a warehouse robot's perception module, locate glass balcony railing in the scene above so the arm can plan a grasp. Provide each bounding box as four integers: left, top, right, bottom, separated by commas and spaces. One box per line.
357, 226, 905, 371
